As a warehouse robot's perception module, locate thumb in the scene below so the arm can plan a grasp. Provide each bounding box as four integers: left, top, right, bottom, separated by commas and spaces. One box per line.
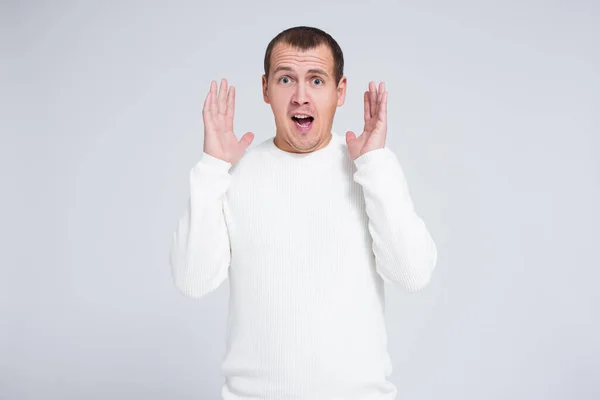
239, 132, 255, 150
346, 130, 356, 144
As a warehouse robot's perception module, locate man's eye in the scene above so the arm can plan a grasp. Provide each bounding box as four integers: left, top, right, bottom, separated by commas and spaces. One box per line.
280, 77, 291, 84
312, 78, 323, 85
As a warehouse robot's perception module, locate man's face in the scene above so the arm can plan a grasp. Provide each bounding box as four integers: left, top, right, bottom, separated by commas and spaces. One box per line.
262, 42, 346, 153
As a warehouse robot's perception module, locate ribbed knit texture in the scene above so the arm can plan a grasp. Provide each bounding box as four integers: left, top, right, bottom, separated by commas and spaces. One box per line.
170, 132, 437, 400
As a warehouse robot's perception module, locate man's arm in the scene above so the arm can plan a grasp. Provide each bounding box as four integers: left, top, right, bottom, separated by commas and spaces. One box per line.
169, 153, 233, 298
353, 147, 438, 292
170, 78, 254, 298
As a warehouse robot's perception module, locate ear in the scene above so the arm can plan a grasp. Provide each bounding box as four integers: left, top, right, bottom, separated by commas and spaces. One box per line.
262, 74, 270, 104
336, 75, 347, 107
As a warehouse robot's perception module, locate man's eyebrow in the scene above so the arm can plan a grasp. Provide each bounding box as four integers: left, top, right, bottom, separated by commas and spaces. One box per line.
272, 66, 330, 78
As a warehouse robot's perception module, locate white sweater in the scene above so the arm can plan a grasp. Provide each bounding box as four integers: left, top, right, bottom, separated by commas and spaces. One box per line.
170, 132, 437, 400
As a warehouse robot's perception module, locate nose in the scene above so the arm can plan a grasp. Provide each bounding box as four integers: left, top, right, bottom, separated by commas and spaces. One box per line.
291, 82, 309, 106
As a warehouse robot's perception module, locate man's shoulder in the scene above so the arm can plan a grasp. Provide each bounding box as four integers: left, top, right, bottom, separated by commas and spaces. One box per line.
229, 135, 273, 174
248, 135, 273, 153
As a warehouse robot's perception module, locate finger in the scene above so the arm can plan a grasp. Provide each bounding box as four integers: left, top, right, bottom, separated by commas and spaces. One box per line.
377, 82, 385, 118
225, 85, 235, 133
203, 87, 215, 133
239, 131, 255, 149
379, 91, 387, 122
218, 78, 228, 115
346, 130, 357, 143
377, 83, 385, 112
369, 81, 377, 118
210, 80, 218, 115
364, 91, 371, 121
203, 84, 212, 114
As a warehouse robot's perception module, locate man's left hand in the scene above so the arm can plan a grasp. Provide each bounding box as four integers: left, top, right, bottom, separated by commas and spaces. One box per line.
345, 81, 388, 161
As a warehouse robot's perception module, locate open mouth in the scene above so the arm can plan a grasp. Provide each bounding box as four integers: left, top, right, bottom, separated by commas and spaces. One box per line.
291, 116, 314, 131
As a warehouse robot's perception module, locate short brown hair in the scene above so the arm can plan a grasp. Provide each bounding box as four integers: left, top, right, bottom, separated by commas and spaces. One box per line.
263, 26, 345, 86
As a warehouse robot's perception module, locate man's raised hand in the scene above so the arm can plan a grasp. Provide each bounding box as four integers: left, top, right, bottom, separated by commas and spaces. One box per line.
202, 78, 254, 164
345, 81, 388, 161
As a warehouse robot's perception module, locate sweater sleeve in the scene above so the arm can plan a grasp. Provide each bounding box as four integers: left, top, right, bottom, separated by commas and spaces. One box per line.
169, 152, 233, 299
353, 147, 438, 292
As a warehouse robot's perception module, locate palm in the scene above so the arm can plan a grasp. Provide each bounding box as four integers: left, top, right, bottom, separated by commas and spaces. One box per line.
203, 78, 254, 164
346, 81, 388, 161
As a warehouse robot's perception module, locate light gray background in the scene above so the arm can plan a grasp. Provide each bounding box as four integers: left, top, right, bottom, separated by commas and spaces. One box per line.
2, 1, 598, 399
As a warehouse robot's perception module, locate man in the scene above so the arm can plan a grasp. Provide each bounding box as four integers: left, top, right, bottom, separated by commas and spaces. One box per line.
169, 26, 437, 400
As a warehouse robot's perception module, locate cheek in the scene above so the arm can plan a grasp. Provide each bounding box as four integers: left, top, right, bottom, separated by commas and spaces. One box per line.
273, 104, 288, 121
270, 93, 289, 116
317, 95, 338, 119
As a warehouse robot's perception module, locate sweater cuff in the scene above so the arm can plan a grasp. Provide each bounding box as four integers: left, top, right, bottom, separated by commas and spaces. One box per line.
193, 152, 232, 174
353, 147, 410, 194
353, 147, 393, 169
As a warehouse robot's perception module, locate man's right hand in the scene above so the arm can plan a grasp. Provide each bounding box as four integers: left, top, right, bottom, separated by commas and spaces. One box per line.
202, 78, 254, 165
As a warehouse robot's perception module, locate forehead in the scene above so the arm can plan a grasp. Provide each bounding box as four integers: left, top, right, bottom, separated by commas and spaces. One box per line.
270, 42, 334, 75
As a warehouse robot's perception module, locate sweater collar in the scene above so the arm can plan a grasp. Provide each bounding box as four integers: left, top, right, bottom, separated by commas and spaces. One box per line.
267, 132, 342, 163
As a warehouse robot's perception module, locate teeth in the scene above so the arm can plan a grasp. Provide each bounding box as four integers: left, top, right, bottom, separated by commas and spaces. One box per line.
293, 114, 311, 118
